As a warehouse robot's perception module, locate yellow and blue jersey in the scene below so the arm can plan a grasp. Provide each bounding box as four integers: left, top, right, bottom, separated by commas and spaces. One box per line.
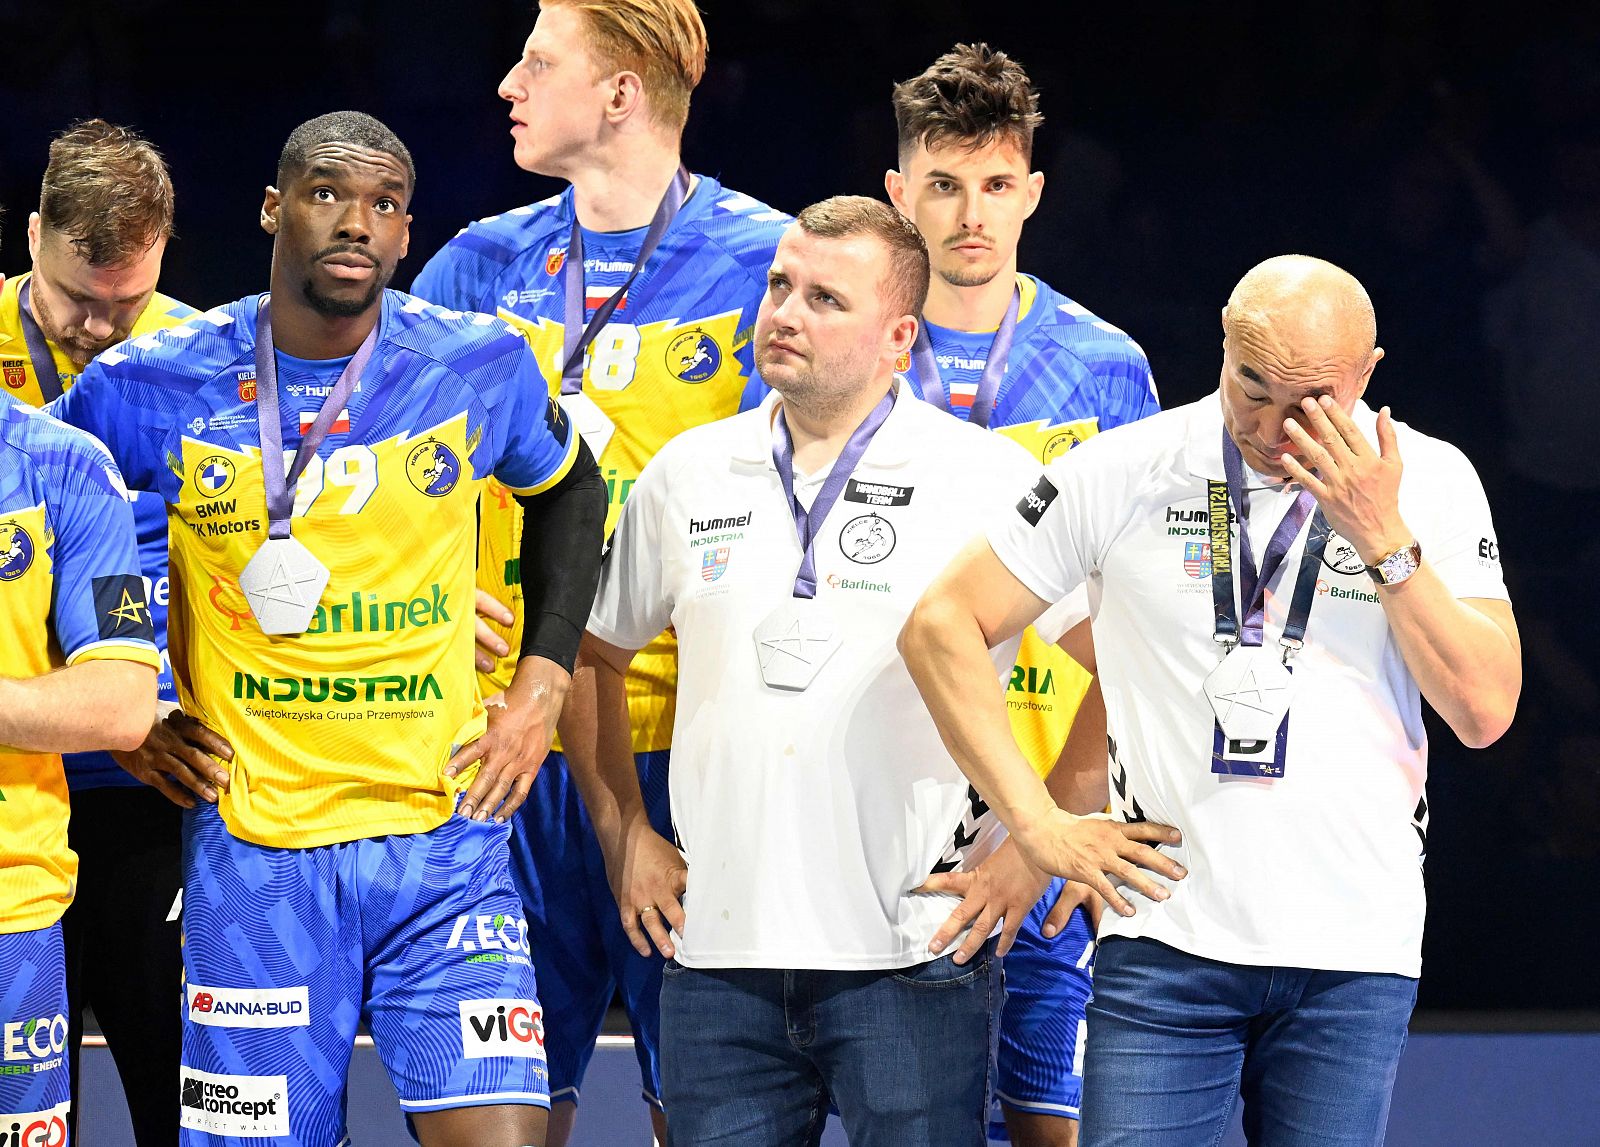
903, 273, 1159, 777
412, 176, 789, 753
51, 291, 579, 849
3, 271, 199, 788
0, 391, 159, 931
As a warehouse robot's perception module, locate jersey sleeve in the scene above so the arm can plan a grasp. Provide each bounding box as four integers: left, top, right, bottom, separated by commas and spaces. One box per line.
587, 452, 673, 650
735, 268, 775, 413
46, 435, 159, 668
46, 360, 163, 493
1412, 440, 1508, 602
1097, 340, 1161, 430
491, 345, 581, 495
987, 442, 1110, 607
411, 224, 511, 313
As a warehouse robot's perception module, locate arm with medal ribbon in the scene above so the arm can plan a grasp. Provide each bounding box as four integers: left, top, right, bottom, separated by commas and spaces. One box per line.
1275, 395, 1519, 748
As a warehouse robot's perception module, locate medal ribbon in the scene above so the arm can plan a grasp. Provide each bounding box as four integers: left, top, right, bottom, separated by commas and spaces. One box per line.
772, 388, 896, 598
17, 278, 66, 402
560, 167, 692, 395
1209, 431, 1331, 649
253, 297, 377, 540
909, 282, 1020, 428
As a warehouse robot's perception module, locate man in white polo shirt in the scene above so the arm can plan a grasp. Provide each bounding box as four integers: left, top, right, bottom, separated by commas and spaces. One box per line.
901, 254, 1521, 1147
571, 195, 1184, 1146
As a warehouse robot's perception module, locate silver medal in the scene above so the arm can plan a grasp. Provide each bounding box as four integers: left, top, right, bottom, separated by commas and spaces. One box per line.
753, 599, 842, 691
559, 391, 615, 463
237, 535, 330, 635
1202, 644, 1294, 745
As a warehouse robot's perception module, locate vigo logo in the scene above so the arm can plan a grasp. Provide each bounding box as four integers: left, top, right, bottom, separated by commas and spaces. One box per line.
187, 985, 309, 1029
0, 1101, 69, 1146
178, 1068, 288, 1137
458, 999, 546, 1059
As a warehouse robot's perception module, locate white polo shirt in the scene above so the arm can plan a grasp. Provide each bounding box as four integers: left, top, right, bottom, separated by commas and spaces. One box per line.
590, 386, 1036, 970
988, 392, 1508, 977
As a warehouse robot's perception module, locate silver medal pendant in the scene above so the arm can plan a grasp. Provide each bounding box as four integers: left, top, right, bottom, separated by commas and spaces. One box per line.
237, 535, 330, 635
1202, 644, 1295, 745
753, 598, 842, 691
559, 391, 615, 463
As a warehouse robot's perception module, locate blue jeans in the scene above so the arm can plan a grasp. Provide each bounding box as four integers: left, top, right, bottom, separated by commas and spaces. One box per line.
1082, 937, 1417, 1147
660, 948, 1003, 1147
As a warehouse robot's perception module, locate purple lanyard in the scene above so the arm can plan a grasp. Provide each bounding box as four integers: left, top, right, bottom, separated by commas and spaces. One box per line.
771, 389, 896, 598
908, 283, 1020, 428
253, 297, 377, 540
560, 167, 692, 395
1212, 432, 1330, 648
17, 278, 66, 402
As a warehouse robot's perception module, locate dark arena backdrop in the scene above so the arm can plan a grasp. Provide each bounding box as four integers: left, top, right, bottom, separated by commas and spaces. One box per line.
4, 0, 1595, 1053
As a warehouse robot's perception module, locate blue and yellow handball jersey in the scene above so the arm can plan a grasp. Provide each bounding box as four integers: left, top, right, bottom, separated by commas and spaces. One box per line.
902, 274, 1159, 775
3, 271, 198, 788
412, 176, 789, 754
0, 392, 159, 931
52, 291, 579, 849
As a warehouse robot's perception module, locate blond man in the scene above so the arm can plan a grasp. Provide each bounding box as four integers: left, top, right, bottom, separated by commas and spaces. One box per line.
413, 2, 789, 1142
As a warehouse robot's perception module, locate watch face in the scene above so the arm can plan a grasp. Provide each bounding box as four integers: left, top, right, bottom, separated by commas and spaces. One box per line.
1372, 543, 1421, 584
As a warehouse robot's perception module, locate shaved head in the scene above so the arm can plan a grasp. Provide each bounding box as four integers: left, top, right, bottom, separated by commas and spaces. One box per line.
1223, 254, 1377, 367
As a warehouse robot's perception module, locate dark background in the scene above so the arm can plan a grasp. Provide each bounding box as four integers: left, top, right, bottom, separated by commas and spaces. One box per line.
4, 0, 1596, 1015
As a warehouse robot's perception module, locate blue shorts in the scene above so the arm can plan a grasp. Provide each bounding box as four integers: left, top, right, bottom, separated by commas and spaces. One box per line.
0, 922, 71, 1139
508, 749, 671, 1108
989, 878, 1096, 1140
180, 803, 548, 1146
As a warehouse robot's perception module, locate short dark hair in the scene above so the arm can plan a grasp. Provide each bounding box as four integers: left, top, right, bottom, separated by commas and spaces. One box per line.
794, 195, 929, 318
277, 111, 415, 191
40, 119, 175, 266
892, 43, 1044, 164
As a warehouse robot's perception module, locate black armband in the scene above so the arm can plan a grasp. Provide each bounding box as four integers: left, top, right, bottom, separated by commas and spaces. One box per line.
513, 438, 607, 673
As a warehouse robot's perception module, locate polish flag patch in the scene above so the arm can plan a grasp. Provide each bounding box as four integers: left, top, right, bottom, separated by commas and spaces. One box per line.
585, 288, 627, 313
301, 408, 351, 435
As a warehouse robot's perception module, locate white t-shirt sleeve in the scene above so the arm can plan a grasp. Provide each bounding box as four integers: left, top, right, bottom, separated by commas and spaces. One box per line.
985, 448, 1103, 606
588, 454, 674, 650
1409, 438, 1509, 602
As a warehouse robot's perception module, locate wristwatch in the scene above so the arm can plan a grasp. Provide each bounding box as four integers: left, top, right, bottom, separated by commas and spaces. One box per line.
1365, 540, 1422, 586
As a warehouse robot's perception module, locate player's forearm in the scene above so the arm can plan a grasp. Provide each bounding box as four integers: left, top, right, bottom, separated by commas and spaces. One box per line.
564, 635, 651, 856
504, 653, 572, 744
514, 439, 607, 673
1379, 564, 1521, 748
900, 593, 1058, 841
1046, 676, 1110, 816
0, 660, 156, 753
